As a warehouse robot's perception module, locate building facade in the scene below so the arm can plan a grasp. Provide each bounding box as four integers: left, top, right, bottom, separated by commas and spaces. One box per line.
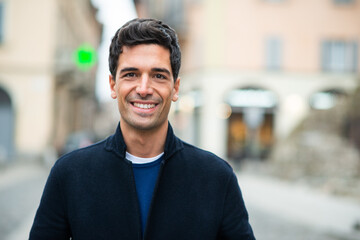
0, 0, 102, 162
135, 0, 360, 161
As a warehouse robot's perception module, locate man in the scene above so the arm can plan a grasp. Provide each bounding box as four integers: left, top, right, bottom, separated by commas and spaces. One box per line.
30, 18, 255, 240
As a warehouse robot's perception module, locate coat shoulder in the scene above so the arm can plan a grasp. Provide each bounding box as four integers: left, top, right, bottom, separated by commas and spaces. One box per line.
180, 141, 234, 175
52, 139, 107, 171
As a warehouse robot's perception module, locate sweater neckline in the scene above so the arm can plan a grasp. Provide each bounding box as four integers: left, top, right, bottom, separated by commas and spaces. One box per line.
126, 152, 164, 164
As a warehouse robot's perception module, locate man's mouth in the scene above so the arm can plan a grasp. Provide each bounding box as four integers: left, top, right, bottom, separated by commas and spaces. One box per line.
133, 103, 156, 109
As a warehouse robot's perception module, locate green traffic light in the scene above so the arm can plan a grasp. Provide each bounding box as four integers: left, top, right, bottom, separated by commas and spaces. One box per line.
73, 44, 97, 71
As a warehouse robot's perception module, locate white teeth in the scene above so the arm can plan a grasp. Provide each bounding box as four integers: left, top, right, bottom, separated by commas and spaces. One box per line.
134, 103, 156, 109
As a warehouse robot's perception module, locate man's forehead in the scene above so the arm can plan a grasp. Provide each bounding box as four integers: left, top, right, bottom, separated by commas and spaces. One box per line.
121, 44, 169, 53
118, 44, 171, 65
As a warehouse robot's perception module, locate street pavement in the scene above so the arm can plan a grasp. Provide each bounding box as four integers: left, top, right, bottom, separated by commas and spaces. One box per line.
238, 173, 360, 240
0, 163, 48, 240
1, 162, 360, 240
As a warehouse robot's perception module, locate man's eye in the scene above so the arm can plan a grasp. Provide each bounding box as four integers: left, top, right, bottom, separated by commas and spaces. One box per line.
155, 74, 166, 79
124, 73, 136, 78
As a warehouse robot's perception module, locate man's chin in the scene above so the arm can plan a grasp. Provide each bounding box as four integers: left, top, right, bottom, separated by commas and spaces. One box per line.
122, 118, 164, 132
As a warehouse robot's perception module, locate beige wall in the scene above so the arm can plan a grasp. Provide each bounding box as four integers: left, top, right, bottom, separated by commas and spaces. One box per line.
0, 0, 57, 156
0, 0, 56, 68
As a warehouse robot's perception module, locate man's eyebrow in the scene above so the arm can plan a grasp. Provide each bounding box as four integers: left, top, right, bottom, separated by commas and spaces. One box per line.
152, 68, 171, 75
119, 67, 138, 74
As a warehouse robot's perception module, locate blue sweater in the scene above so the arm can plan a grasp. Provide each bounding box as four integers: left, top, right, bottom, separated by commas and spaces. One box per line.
30, 123, 255, 240
132, 157, 163, 235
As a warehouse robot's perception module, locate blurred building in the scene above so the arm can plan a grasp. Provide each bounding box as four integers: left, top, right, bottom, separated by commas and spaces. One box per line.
134, 0, 360, 161
0, 0, 102, 162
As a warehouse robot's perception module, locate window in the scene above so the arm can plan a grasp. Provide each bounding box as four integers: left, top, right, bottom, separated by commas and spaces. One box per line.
164, 0, 184, 32
149, 0, 184, 33
321, 40, 358, 73
0, 2, 4, 43
265, 0, 285, 2
265, 37, 283, 71
333, 0, 355, 4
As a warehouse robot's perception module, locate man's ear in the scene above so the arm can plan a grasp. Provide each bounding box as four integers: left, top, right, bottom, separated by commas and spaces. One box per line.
172, 77, 180, 102
109, 75, 117, 99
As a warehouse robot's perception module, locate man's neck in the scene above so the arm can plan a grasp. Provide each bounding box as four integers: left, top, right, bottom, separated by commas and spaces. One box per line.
120, 121, 168, 158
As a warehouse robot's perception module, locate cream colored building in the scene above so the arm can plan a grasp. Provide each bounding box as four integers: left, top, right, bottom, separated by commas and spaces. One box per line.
137, 0, 360, 160
0, 0, 102, 161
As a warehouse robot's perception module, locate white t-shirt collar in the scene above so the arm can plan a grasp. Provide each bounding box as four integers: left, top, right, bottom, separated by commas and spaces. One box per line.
126, 151, 164, 164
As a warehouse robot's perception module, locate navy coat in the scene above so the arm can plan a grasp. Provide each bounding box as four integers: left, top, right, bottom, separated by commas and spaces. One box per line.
30, 123, 255, 240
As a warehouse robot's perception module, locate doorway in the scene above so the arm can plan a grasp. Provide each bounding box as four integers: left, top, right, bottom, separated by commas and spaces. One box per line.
226, 87, 277, 161
0, 87, 14, 161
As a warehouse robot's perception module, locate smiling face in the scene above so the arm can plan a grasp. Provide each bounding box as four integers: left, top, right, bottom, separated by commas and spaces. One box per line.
109, 44, 180, 133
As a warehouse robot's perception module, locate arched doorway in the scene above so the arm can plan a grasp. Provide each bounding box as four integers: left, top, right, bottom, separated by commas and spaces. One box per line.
226, 86, 277, 161
0, 87, 14, 161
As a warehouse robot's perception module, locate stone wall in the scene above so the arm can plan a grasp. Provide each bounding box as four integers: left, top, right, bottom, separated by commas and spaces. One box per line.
268, 95, 360, 200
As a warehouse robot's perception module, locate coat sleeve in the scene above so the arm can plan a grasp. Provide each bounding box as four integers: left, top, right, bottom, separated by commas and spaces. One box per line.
29, 165, 71, 240
218, 172, 256, 240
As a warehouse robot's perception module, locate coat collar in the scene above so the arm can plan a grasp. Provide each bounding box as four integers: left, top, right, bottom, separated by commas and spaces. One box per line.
104, 122, 184, 162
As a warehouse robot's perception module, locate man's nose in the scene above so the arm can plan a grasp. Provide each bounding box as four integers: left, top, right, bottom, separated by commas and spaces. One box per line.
136, 75, 153, 97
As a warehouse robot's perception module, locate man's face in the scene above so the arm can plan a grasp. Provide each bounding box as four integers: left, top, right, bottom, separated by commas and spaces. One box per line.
109, 44, 180, 132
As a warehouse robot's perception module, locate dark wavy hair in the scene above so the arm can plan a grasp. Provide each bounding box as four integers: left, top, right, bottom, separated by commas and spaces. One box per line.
109, 18, 181, 81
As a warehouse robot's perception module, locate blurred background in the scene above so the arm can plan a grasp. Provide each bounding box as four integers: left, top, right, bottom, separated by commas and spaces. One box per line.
0, 0, 360, 239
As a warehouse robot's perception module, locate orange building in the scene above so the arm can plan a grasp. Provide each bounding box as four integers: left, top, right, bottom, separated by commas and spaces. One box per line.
134, 0, 359, 161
